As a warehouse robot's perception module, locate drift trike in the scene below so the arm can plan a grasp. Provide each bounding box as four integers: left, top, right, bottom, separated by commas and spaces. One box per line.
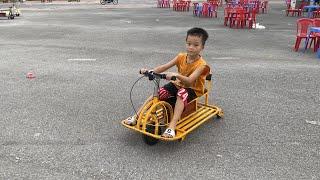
121, 68, 224, 145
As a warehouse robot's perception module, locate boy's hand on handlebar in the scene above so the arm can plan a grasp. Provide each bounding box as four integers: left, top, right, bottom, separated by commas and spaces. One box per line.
165, 72, 177, 81
139, 69, 176, 80
139, 68, 149, 74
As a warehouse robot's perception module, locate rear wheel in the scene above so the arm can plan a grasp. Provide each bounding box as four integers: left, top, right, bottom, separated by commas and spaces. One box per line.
100, 0, 106, 5
216, 109, 224, 119
113, 0, 118, 5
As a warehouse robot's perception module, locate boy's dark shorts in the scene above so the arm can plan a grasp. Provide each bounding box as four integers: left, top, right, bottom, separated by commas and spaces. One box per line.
161, 82, 197, 108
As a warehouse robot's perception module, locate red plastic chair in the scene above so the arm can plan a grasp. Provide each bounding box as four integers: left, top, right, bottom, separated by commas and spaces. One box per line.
201, 2, 210, 17
177, 0, 190, 11
247, 8, 257, 29
313, 18, 320, 27
313, 9, 320, 18
157, 0, 162, 7
173, 0, 179, 11
163, 0, 170, 8
286, 2, 306, 17
158, 0, 170, 8
230, 9, 246, 28
177, 1, 188, 11
294, 18, 315, 52
208, 0, 222, 7
242, 0, 249, 4
207, 0, 218, 4
314, 33, 320, 52
186, 1, 191, 11
224, 7, 232, 26
310, 19, 320, 52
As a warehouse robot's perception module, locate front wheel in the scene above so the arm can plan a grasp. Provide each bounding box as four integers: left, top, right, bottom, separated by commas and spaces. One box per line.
100, 0, 106, 5
142, 123, 161, 146
113, 0, 118, 5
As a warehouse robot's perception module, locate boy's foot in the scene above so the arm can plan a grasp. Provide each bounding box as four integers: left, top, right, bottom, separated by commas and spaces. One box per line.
161, 128, 175, 138
124, 115, 137, 126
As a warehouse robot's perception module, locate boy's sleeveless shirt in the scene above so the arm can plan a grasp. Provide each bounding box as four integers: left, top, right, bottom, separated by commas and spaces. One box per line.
175, 53, 208, 97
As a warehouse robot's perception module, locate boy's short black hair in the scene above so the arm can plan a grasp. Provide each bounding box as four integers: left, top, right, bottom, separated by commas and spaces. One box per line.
186, 27, 209, 46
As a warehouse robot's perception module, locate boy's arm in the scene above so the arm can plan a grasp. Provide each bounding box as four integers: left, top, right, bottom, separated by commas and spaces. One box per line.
152, 56, 178, 73
169, 65, 207, 87
140, 56, 178, 74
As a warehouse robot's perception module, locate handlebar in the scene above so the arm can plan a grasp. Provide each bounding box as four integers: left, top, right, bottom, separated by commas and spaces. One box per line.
140, 70, 176, 81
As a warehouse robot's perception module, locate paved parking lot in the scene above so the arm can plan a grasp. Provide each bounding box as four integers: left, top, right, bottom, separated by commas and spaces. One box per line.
0, 0, 319, 179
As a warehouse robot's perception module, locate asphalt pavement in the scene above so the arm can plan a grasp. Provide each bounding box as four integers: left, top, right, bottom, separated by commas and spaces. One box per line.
0, 0, 319, 179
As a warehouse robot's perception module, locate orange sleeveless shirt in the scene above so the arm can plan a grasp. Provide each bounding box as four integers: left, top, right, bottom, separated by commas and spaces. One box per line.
174, 53, 208, 97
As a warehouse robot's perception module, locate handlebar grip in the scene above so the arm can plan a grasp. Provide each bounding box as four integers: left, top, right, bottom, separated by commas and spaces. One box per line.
140, 70, 175, 81
139, 70, 149, 75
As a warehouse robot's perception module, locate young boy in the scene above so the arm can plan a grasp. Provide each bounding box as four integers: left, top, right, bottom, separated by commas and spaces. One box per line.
125, 27, 210, 138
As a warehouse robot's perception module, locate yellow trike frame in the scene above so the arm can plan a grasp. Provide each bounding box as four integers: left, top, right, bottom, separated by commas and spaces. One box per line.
121, 71, 224, 142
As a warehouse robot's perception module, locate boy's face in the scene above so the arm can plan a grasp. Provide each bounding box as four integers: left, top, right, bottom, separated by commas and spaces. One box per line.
186, 35, 204, 57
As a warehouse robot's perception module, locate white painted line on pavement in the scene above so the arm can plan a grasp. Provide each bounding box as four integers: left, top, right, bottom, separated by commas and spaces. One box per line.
211, 57, 240, 60
67, 58, 96, 61
305, 120, 320, 126
268, 30, 293, 32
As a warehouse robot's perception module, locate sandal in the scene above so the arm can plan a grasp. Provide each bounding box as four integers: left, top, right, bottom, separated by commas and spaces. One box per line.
124, 115, 137, 126
161, 128, 175, 138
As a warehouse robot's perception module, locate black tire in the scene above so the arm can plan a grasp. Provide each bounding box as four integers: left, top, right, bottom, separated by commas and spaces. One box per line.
142, 124, 161, 146
113, 0, 118, 5
100, 0, 106, 5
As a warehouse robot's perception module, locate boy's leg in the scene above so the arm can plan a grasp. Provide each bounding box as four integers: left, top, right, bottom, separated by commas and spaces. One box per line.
162, 88, 196, 138
162, 96, 185, 138
124, 95, 153, 125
